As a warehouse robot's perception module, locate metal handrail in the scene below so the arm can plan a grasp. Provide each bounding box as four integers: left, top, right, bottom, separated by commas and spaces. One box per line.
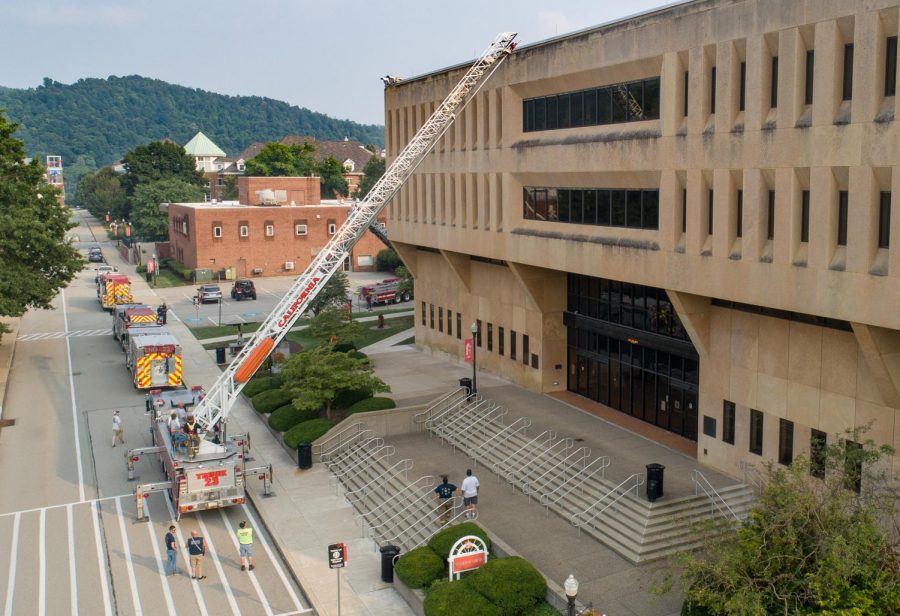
469, 416, 532, 467
571, 473, 644, 534
522, 447, 591, 500
331, 444, 395, 482
691, 470, 739, 522
383, 496, 464, 551
370, 489, 449, 544
323, 434, 381, 472
431, 398, 493, 438
413, 387, 468, 427
345, 458, 413, 506
357, 475, 434, 529
438, 404, 508, 451
409, 507, 477, 551
739, 460, 765, 495
540, 455, 611, 510
506, 438, 575, 488
424, 393, 482, 431
315, 422, 368, 460
491, 430, 556, 478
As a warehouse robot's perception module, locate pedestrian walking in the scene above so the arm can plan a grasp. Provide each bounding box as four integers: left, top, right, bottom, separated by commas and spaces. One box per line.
187, 530, 206, 580
164, 525, 179, 576
236, 521, 255, 571
461, 469, 480, 519
434, 475, 457, 523
157, 302, 168, 325
111, 410, 125, 447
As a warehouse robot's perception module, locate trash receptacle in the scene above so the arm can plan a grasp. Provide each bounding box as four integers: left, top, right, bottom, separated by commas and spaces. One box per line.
459, 377, 472, 392
215, 347, 226, 364
379, 545, 401, 583
646, 463, 666, 502
297, 442, 312, 469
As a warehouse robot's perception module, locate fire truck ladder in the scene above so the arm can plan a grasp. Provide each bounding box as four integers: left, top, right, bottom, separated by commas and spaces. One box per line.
368, 221, 392, 249
613, 84, 645, 120
188, 32, 518, 454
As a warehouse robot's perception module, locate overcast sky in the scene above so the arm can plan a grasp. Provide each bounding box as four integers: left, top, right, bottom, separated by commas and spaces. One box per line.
2, 0, 673, 126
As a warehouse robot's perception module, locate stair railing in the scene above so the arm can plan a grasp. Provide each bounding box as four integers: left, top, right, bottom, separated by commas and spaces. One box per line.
691, 470, 740, 522
430, 398, 493, 441
383, 496, 465, 552
492, 430, 556, 481
345, 458, 413, 509
315, 422, 368, 462
413, 387, 468, 429
506, 437, 575, 490
368, 484, 442, 543
540, 455, 610, 513
438, 404, 508, 452
331, 444, 395, 486
323, 434, 381, 473
408, 504, 477, 551
521, 446, 591, 502
357, 475, 434, 531
739, 460, 765, 496
469, 416, 531, 468
571, 473, 644, 535
424, 393, 483, 433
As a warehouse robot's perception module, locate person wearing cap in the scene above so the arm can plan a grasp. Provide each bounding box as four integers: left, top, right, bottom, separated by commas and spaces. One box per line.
112, 410, 125, 447
183, 414, 199, 453
237, 521, 255, 571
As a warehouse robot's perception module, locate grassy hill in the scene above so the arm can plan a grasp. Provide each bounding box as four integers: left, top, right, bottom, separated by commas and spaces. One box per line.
0, 76, 384, 189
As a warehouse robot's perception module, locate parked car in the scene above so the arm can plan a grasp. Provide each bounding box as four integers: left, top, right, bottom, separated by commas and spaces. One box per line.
196, 284, 223, 303
93, 264, 118, 282
230, 279, 257, 301
87, 247, 104, 263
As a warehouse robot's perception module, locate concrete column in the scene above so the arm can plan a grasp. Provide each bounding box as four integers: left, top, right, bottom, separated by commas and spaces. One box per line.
713, 169, 733, 257
846, 166, 877, 273
743, 168, 764, 262
487, 173, 498, 231
812, 20, 841, 126
745, 35, 767, 131
686, 168, 705, 255
688, 48, 707, 135
661, 52, 681, 137
424, 173, 434, 225
659, 170, 679, 251
852, 11, 879, 123
808, 167, 836, 270
715, 41, 737, 133
773, 167, 795, 265
779, 28, 803, 128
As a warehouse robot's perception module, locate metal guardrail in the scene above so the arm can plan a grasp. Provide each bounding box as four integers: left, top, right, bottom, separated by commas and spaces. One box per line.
739, 460, 765, 495
522, 446, 591, 501
357, 475, 435, 531
345, 458, 413, 508
492, 430, 557, 481
407, 505, 476, 552
469, 416, 531, 468
331, 444, 395, 483
540, 455, 610, 511
691, 470, 740, 522
315, 422, 368, 461
413, 387, 469, 428
437, 404, 508, 451
571, 473, 644, 534
505, 438, 575, 489
430, 398, 493, 440
370, 490, 452, 546
384, 496, 467, 552
323, 434, 381, 473
424, 393, 482, 432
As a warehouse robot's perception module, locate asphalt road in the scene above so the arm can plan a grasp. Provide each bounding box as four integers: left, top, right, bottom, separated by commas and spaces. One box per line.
0, 210, 310, 616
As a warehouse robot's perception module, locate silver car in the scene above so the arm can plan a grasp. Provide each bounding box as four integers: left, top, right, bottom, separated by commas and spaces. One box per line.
196, 284, 223, 303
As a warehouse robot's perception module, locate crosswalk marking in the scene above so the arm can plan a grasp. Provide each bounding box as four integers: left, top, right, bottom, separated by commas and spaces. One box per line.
164, 492, 209, 616
220, 509, 275, 616
115, 496, 143, 616
91, 500, 113, 616
198, 515, 241, 616
145, 504, 177, 616
0, 493, 125, 519
17, 328, 111, 341
241, 503, 306, 614
3, 513, 19, 616
39, 508, 46, 616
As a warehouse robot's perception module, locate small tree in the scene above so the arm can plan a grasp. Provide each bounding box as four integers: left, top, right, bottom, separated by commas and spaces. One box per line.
375, 248, 401, 272
121, 140, 205, 195
244, 142, 316, 177
130, 178, 205, 238
308, 307, 362, 346
318, 156, 349, 198
280, 346, 390, 420
395, 265, 413, 298
667, 428, 898, 615
222, 175, 238, 200
308, 270, 349, 315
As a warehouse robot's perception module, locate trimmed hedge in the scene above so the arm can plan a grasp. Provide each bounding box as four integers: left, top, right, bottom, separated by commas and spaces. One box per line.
332, 342, 357, 353
427, 522, 491, 561
394, 546, 444, 589
469, 557, 545, 616
349, 351, 369, 362
136, 264, 147, 274
251, 389, 294, 414
423, 580, 501, 616
332, 388, 370, 410
164, 258, 193, 281
268, 403, 321, 432
283, 419, 334, 449
243, 375, 283, 398
347, 397, 396, 414
522, 602, 561, 616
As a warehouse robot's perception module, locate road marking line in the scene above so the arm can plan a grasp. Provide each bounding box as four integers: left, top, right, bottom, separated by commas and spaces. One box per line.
38, 508, 45, 616
273, 610, 315, 616
62, 289, 86, 503
219, 510, 274, 616
67, 504, 78, 616
145, 505, 177, 616
114, 496, 143, 616
3, 512, 20, 616
91, 501, 113, 616
240, 503, 305, 612
0, 493, 127, 519
167, 308, 181, 323
196, 516, 240, 616
163, 492, 209, 616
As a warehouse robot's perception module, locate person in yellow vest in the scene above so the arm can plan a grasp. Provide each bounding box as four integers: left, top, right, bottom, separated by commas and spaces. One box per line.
237, 521, 254, 571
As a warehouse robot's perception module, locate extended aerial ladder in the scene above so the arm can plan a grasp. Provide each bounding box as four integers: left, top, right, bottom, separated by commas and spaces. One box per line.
185, 32, 517, 458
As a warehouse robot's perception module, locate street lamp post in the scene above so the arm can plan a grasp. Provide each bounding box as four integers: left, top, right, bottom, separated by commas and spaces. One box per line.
564, 574, 579, 616
469, 322, 478, 395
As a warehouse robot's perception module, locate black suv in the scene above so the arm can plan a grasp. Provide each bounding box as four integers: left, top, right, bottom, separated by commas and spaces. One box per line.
231, 279, 257, 301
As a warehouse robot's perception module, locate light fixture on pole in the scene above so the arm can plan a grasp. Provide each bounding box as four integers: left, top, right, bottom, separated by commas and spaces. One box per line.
469, 322, 478, 395
564, 574, 579, 616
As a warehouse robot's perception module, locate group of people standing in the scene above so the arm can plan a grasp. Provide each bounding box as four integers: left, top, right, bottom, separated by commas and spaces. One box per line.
164, 521, 255, 578
166, 404, 199, 452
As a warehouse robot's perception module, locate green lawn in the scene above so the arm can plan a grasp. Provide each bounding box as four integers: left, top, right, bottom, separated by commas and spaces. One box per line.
189, 308, 414, 341
190, 321, 263, 339
395, 336, 415, 346
149, 268, 191, 288
285, 315, 415, 351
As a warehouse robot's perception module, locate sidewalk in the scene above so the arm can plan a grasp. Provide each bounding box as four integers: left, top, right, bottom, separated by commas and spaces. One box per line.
0, 317, 20, 423
357, 327, 415, 354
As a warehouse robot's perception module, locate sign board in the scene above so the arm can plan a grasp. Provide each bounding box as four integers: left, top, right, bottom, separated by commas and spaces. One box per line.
464, 338, 474, 363
448, 535, 487, 580
147, 259, 156, 274
328, 542, 348, 569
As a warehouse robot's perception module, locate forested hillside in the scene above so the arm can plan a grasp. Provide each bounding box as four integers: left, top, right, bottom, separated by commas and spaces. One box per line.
0, 76, 384, 191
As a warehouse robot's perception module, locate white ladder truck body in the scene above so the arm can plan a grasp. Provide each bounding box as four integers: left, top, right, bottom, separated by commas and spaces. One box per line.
128, 31, 518, 520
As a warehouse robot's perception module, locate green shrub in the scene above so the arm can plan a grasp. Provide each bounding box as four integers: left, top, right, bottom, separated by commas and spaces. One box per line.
522, 601, 560, 616
251, 388, 293, 414
394, 546, 444, 589
423, 579, 501, 616
243, 375, 282, 398
164, 258, 194, 281
376, 248, 402, 272
267, 403, 320, 432
349, 351, 368, 362
427, 522, 491, 561
347, 397, 396, 414
332, 387, 370, 410
283, 419, 334, 449
469, 557, 545, 616
136, 264, 147, 274
332, 342, 356, 353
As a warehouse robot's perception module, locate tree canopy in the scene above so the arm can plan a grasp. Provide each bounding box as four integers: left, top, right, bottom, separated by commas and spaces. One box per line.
0, 111, 83, 334
75, 167, 127, 220
308, 307, 362, 346
354, 155, 385, 200
121, 140, 205, 195
130, 178, 205, 238
308, 270, 350, 316
318, 156, 350, 198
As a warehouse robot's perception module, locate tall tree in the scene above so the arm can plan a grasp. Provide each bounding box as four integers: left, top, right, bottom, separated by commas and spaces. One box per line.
307, 270, 350, 316
353, 155, 385, 200
280, 346, 389, 420
121, 140, 205, 195
0, 112, 83, 337
308, 307, 363, 346
76, 167, 128, 220
317, 156, 350, 198
130, 178, 205, 238
244, 142, 316, 177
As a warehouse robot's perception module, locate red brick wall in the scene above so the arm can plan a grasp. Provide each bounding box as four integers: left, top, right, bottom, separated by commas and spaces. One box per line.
168, 203, 386, 277
238, 176, 321, 206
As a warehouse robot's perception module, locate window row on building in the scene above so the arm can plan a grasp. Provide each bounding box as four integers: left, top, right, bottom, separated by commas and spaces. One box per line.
200, 220, 337, 240
524, 188, 660, 230
420, 302, 539, 369
522, 77, 661, 132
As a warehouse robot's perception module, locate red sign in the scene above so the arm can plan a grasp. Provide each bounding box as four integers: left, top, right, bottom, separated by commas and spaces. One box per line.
147, 259, 156, 274
277, 275, 323, 327
451, 552, 485, 573
464, 338, 474, 363
125, 225, 131, 238
195, 469, 228, 487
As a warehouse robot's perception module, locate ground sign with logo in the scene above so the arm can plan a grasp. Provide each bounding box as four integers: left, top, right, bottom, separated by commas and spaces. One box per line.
448, 535, 488, 580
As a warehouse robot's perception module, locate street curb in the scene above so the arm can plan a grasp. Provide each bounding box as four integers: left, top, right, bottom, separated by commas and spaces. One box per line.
0, 317, 21, 421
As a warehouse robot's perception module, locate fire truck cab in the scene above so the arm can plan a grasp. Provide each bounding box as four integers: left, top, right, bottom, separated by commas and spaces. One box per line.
127, 331, 182, 389
98, 273, 133, 311
114, 304, 160, 348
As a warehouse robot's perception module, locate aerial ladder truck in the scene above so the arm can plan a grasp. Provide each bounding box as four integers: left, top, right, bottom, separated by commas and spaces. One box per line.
127, 32, 518, 520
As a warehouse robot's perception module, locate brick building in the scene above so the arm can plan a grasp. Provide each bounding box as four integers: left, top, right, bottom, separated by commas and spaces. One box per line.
167, 176, 386, 277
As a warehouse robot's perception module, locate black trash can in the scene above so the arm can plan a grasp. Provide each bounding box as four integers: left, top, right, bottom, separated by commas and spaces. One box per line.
297, 442, 312, 469
379, 545, 401, 583
459, 377, 472, 392
215, 347, 226, 364
646, 463, 666, 502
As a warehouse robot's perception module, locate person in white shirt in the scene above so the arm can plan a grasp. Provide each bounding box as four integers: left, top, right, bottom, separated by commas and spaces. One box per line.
112, 410, 125, 447
460, 469, 480, 519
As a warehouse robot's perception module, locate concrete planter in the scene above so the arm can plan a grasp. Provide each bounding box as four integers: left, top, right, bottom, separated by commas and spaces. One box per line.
393, 574, 426, 616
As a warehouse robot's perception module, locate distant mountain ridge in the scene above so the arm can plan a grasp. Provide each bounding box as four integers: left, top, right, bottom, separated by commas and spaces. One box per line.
0, 75, 384, 173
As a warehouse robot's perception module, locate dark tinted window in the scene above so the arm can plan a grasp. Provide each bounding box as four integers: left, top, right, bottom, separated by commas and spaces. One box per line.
771, 56, 779, 108
837, 191, 848, 246
739, 61, 746, 111
723, 400, 735, 445
736, 190, 743, 238
710, 66, 717, 113
842, 44, 854, 101
878, 192, 891, 249
886, 36, 898, 97
767, 190, 776, 240
778, 419, 794, 465
805, 50, 815, 105
749, 409, 763, 455
800, 190, 810, 243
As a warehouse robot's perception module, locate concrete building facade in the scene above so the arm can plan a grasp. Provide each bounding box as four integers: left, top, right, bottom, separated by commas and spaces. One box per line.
384, 0, 900, 479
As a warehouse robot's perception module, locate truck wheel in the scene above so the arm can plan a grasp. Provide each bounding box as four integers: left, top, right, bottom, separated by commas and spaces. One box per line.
402, 292, 411, 302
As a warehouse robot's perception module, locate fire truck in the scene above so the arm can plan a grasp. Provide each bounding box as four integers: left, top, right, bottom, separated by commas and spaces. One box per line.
127, 331, 183, 389
359, 277, 412, 306
126, 32, 517, 520
113, 304, 160, 348
98, 273, 133, 310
